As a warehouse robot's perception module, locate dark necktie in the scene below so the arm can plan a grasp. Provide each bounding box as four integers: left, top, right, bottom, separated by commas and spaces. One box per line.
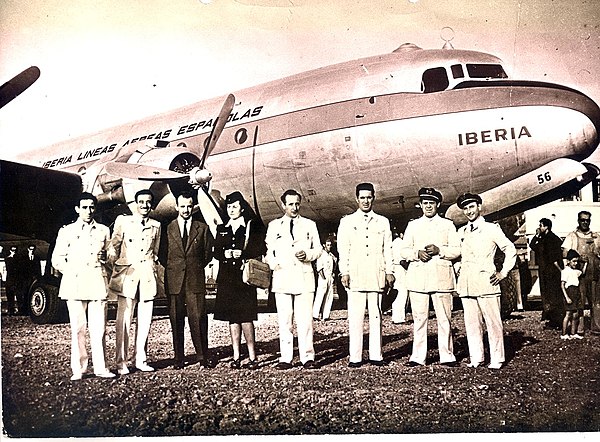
470, 223, 476, 232
290, 219, 295, 240
182, 221, 188, 248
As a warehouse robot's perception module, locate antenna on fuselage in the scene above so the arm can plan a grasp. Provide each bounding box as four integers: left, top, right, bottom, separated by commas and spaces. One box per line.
440, 27, 455, 49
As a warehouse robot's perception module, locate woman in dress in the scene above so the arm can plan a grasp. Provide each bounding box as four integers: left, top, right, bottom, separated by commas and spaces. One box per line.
213, 191, 267, 369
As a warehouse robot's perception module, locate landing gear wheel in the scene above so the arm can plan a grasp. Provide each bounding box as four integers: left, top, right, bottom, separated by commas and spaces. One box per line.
29, 281, 66, 324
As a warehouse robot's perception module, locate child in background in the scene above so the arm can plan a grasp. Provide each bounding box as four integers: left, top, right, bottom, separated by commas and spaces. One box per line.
560, 249, 587, 340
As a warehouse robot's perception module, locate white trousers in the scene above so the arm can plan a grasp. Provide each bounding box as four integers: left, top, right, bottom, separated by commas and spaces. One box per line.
347, 291, 382, 363
275, 292, 315, 364
66, 300, 108, 376
392, 286, 409, 323
115, 296, 154, 368
461, 295, 505, 365
409, 291, 455, 364
313, 276, 334, 320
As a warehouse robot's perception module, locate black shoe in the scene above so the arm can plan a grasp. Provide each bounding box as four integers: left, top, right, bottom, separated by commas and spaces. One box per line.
369, 359, 388, 367
229, 359, 241, 369
245, 359, 259, 370
199, 359, 215, 369
303, 360, 318, 370
440, 361, 459, 367
173, 361, 184, 370
348, 361, 362, 368
276, 361, 293, 370
404, 361, 423, 368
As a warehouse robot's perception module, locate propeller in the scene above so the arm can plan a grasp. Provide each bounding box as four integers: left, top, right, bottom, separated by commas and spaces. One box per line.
0, 66, 41, 109
200, 93, 235, 169
103, 94, 235, 238
190, 94, 236, 236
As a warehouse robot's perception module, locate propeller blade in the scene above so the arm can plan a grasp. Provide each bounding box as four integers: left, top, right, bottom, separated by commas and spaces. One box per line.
105, 162, 188, 181
199, 93, 235, 168
0, 66, 41, 109
196, 186, 223, 238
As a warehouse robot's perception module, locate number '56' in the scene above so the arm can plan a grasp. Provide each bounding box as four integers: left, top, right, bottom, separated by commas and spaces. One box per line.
537, 172, 551, 184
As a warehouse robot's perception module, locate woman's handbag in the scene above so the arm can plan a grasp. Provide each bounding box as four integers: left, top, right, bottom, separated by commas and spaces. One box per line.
242, 258, 271, 289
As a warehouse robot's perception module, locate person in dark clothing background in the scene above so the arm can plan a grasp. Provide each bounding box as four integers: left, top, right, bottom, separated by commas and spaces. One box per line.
530, 218, 564, 329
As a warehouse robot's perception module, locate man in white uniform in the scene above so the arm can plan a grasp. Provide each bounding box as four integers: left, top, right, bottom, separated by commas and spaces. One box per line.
265, 189, 322, 370
337, 183, 395, 368
52, 192, 115, 380
109, 189, 161, 374
456, 192, 516, 370
391, 232, 409, 324
401, 188, 460, 367
313, 238, 337, 321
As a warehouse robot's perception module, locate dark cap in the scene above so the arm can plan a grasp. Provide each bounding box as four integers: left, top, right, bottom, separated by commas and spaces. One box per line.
456, 192, 482, 209
225, 191, 245, 205
418, 187, 442, 203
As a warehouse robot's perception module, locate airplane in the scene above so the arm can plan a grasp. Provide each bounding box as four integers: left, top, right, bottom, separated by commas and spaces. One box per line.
1, 39, 599, 324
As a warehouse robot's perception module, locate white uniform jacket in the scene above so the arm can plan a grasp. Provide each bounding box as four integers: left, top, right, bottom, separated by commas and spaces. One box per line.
316, 249, 336, 279
457, 217, 516, 297
265, 215, 322, 294
52, 219, 110, 301
337, 210, 394, 292
400, 214, 460, 293
108, 214, 161, 301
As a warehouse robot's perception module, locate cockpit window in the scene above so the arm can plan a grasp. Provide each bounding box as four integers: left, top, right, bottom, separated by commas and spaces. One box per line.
451, 64, 464, 79
422, 67, 449, 93
465, 64, 507, 79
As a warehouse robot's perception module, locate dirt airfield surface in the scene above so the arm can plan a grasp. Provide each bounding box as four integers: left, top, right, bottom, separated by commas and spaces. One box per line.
1, 304, 599, 438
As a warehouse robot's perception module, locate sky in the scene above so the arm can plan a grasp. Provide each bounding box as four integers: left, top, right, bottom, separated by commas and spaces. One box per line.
0, 0, 599, 157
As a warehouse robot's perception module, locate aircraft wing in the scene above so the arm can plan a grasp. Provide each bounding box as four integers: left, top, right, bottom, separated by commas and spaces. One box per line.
445, 158, 599, 225
0, 160, 83, 243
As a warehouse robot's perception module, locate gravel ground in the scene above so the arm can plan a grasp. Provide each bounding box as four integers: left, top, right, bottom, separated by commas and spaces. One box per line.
1, 304, 599, 437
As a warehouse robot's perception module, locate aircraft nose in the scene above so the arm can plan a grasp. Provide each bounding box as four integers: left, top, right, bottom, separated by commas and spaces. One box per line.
522, 83, 600, 161
526, 83, 600, 160
578, 92, 600, 157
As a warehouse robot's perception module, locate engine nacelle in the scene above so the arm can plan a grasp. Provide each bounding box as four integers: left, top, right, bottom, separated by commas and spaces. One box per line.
135, 148, 201, 175
445, 158, 599, 225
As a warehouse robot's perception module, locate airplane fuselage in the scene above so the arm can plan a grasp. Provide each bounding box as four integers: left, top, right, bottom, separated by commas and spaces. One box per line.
13, 43, 600, 230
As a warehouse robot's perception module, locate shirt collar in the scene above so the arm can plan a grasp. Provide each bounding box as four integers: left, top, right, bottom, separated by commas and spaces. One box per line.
226, 217, 246, 231
468, 216, 485, 230
422, 214, 439, 222
178, 216, 191, 230
576, 228, 594, 236
76, 219, 97, 230
134, 214, 150, 226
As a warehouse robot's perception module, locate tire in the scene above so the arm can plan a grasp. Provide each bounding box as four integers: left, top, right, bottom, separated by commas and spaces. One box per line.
29, 281, 66, 324
499, 268, 519, 319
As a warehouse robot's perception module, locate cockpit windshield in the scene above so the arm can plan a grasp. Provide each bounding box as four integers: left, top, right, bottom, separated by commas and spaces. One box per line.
465, 64, 507, 79
421, 63, 508, 93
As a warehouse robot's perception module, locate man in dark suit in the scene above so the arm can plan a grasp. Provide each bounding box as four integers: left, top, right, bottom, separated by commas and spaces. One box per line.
529, 218, 564, 328
160, 191, 214, 369
21, 245, 42, 314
